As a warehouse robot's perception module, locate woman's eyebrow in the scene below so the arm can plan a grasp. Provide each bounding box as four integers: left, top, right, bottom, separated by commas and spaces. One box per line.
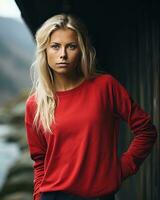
68, 42, 78, 44
50, 41, 78, 44
50, 42, 60, 44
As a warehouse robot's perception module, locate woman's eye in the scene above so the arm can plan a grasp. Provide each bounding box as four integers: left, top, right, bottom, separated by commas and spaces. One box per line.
68, 44, 77, 50
51, 44, 60, 49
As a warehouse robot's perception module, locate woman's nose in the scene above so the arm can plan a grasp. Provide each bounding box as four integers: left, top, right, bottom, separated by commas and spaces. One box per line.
60, 47, 67, 59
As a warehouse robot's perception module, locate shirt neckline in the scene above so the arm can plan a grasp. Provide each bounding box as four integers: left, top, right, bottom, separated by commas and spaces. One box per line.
55, 78, 88, 96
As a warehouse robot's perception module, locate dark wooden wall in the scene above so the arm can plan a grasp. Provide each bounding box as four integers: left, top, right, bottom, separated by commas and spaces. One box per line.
105, 3, 160, 200
15, 1, 160, 199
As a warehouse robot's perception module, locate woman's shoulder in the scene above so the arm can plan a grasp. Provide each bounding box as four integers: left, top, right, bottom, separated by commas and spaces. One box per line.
90, 72, 117, 85
25, 92, 37, 108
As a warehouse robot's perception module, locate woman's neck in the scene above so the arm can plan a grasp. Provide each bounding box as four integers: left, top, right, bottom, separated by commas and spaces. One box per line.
54, 73, 85, 91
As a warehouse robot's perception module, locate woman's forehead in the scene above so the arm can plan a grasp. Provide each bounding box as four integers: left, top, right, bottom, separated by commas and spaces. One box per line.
50, 28, 78, 43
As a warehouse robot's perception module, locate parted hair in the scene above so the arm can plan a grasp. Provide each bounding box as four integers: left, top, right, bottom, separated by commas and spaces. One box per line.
30, 13, 98, 133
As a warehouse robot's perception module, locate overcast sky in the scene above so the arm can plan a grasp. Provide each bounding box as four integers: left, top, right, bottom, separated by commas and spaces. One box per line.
0, 0, 21, 20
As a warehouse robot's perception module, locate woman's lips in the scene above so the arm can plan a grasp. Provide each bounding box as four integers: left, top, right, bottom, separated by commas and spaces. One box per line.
56, 63, 69, 67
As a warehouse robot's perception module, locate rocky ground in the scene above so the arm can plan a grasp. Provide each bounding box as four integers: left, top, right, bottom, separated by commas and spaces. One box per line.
0, 92, 34, 200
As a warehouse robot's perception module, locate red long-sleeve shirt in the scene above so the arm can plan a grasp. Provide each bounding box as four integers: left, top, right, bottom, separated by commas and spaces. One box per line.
25, 74, 157, 200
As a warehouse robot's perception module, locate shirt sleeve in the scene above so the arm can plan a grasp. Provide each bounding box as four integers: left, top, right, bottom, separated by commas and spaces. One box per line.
109, 76, 157, 181
25, 96, 47, 200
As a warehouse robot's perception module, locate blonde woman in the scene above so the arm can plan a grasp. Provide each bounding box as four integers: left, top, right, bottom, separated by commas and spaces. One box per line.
25, 14, 157, 200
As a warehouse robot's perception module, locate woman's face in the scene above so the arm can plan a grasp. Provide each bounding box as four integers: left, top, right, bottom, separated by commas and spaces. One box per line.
46, 28, 81, 77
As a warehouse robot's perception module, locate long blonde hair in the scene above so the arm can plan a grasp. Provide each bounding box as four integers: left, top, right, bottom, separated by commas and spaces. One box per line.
31, 13, 98, 133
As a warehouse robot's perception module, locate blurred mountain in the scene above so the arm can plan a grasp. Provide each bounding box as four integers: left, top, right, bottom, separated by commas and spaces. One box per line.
0, 17, 35, 106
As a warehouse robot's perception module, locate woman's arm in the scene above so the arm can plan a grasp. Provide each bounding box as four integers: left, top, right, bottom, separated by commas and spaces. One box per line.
109, 76, 157, 180
25, 97, 47, 200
